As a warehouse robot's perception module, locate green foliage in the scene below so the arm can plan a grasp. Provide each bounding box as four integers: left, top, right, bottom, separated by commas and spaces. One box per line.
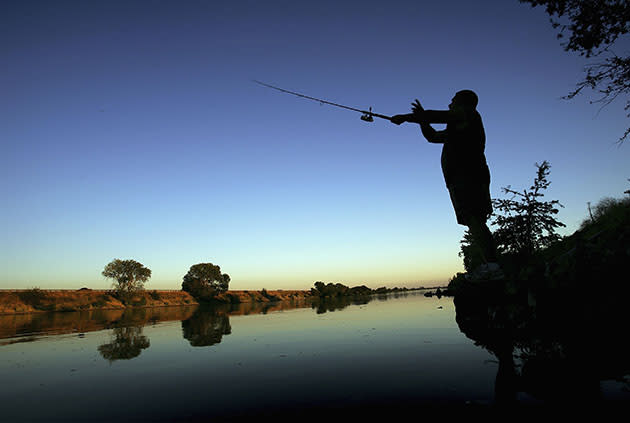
102, 259, 151, 299
491, 161, 565, 257
520, 0, 630, 142
181, 262, 230, 301
149, 290, 161, 301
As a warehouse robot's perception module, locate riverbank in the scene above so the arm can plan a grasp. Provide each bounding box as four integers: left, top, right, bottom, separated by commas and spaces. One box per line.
0, 289, 315, 315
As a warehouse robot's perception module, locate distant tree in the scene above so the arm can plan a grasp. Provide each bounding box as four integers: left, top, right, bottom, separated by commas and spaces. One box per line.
520, 0, 630, 142
312, 281, 376, 297
311, 281, 349, 297
312, 281, 326, 295
181, 263, 230, 301
102, 259, 151, 299
491, 161, 565, 257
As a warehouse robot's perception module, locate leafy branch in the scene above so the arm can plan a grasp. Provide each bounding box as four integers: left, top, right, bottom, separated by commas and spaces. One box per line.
491, 161, 565, 257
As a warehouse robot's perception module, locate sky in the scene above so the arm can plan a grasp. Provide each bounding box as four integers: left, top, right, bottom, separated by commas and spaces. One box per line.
2, 0, 629, 291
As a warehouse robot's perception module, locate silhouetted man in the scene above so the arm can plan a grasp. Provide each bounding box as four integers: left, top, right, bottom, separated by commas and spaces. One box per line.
391, 90, 503, 280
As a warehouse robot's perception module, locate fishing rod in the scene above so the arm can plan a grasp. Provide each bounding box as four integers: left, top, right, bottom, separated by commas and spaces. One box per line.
253, 79, 391, 123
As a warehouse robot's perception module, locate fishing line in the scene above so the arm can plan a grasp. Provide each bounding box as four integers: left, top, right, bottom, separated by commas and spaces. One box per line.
253, 80, 391, 122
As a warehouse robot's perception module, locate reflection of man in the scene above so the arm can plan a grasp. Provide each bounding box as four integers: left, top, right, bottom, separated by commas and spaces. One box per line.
454, 296, 518, 407
391, 91, 503, 280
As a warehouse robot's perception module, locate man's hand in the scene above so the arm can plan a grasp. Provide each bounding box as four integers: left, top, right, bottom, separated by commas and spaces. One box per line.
390, 114, 407, 125
411, 99, 424, 115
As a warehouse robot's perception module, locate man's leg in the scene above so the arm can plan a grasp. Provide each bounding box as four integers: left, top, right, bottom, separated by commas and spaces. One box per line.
465, 216, 504, 280
467, 215, 498, 264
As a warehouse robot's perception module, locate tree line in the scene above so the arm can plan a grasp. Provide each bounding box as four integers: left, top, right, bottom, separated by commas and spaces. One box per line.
102, 260, 230, 302
101, 259, 422, 304
310, 281, 421, 298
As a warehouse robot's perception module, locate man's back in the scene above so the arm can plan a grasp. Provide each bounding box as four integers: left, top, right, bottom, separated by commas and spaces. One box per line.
439, 108, 488, 187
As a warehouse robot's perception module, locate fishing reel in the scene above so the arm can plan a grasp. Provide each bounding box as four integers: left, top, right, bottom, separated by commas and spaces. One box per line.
360, 107, 374, 122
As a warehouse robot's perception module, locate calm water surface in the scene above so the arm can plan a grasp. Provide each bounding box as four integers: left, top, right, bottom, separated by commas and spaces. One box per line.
1, 291, 628, 421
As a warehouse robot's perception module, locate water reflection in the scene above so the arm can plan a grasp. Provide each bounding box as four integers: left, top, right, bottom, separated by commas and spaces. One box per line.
182, 307, 232, 347
98, 326, 150, 362
0, 306, 197, 342
0, 293, 405, 343
454, 289, 630, 407
1, 290, 628, 421
310, 296, 372, 314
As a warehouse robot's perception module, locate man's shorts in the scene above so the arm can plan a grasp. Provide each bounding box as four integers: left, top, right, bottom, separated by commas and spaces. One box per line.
447, 181, 493, 226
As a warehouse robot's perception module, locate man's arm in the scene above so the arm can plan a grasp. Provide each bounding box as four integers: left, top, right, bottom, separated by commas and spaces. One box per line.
390, 113, 416, 125
420, 123, 447, 143
391, 99, 424, 125
391, 99, 452, 125
390, 99, 448, 143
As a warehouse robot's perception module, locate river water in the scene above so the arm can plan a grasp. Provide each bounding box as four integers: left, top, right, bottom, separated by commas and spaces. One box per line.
0, 291, 628, 420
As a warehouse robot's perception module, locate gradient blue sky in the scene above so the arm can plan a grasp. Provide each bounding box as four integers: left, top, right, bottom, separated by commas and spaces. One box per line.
2, 0, 629, 290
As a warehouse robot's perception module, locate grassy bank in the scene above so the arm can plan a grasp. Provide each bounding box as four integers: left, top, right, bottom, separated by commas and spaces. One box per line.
0, 288, 314, 315
212, 289, 313, 304
0, 289, 198, 315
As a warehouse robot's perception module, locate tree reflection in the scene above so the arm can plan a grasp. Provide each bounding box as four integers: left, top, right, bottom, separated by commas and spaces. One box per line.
310, 296, 372, 314
454, 287, 630, 407
181, 307, 232, 347
98, 326, 150, 362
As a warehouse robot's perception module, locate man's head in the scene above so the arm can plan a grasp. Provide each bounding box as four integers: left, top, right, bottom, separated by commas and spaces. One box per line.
449, 90, 478, 110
